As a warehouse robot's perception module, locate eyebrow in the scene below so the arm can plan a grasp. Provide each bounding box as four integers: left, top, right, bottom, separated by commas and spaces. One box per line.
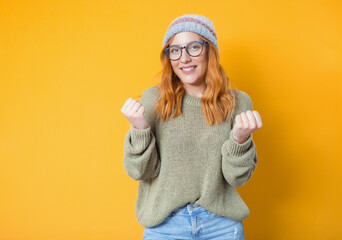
169, 40, 200, 47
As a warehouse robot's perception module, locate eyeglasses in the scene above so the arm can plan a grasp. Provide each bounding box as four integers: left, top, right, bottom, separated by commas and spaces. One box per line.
164, 40, 208, 61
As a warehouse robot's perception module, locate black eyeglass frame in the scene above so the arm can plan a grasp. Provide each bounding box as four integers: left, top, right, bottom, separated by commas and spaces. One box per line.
163, 40, 208, 61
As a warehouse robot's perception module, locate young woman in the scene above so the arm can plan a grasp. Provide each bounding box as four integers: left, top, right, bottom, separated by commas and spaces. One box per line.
121, 14, 262, 240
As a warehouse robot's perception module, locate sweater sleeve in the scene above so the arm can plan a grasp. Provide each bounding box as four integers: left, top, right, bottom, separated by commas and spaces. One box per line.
221, 91, 258, 188
123, 87, 161, 181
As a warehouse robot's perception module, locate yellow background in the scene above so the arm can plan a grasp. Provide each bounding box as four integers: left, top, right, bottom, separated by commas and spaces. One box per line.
1, 0, 341, 239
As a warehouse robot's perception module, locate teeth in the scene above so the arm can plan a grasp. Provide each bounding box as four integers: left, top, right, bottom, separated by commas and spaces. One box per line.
182, 66, 195, 71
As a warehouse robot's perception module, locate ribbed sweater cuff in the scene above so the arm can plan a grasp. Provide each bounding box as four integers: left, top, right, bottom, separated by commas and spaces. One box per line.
224, 131, 252, 156
129, 124, 151, 149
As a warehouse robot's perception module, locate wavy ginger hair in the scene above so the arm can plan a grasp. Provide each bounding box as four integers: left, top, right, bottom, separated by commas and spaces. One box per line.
151, 34, 237, 126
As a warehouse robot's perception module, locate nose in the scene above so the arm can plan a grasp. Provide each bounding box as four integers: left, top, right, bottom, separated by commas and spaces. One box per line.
180, 48, 191, 63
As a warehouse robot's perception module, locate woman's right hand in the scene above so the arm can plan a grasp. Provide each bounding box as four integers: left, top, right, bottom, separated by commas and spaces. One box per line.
121, 97, 150, 130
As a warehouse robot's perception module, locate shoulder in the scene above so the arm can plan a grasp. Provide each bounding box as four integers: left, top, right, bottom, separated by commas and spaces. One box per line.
140, 85, 161, 107
230, 89, 253, 111
141, 86, 160, 98
230, 89, 251, 101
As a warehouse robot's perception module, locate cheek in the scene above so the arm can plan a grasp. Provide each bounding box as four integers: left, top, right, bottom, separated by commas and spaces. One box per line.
198, 52, 208, 67
199, 59, 208, 71
171, 62, 179, 72
203, 61, 208, 71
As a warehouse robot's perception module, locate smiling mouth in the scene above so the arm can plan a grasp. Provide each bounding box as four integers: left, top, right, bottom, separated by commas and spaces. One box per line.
180, 66, 197, 72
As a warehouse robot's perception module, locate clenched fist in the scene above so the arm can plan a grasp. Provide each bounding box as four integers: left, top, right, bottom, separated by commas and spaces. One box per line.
231, 110, 262, 144
121, 98, 150, 130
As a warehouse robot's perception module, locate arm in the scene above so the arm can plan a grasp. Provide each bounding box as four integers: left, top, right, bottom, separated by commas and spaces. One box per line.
123, 87, 161, 181
221, 91, 258, 187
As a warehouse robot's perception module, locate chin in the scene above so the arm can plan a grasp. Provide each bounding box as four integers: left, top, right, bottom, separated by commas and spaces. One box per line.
181, 79, 201, 85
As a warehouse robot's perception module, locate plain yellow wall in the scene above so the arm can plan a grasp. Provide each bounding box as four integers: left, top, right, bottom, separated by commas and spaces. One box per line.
1, 0, 341, 239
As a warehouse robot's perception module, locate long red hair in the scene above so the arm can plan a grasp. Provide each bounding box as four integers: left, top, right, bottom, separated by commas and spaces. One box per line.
151, 34, 237, 126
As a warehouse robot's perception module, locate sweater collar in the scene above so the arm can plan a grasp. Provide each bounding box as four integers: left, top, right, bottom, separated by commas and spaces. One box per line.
183, 92, 202, 107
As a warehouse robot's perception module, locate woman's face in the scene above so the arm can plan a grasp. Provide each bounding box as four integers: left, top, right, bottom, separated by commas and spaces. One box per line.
169, 32, 209, 87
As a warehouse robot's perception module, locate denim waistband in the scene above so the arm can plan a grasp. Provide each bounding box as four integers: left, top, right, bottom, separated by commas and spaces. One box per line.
172, 203, 208, 215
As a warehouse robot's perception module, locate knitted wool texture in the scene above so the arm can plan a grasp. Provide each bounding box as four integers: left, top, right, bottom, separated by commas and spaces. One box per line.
162, 14, 219, 53
123, 86, 258, 228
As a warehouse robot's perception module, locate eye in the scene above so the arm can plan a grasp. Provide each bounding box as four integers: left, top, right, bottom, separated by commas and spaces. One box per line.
170, 48, 179, 53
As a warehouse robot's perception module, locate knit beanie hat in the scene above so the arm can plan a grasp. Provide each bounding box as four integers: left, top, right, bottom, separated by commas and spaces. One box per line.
162, 14, 219, 53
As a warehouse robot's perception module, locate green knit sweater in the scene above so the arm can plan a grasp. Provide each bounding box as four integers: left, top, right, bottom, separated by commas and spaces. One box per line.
123, 86, 258, 228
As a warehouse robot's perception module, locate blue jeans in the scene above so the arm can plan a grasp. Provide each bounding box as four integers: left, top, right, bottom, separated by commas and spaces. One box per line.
143, 203, 244, 240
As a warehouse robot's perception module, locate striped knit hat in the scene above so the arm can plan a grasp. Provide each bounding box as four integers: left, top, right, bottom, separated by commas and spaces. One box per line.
162, 14, 219, 53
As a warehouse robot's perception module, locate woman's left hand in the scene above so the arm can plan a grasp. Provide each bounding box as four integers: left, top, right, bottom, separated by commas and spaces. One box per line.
231, 110, 263, 144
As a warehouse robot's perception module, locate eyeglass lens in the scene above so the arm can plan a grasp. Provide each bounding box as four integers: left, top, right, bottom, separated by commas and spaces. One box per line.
167, 42, 203, 60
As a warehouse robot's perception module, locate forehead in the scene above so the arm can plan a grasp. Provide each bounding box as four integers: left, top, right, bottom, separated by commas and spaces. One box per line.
170, 32, 202, 45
